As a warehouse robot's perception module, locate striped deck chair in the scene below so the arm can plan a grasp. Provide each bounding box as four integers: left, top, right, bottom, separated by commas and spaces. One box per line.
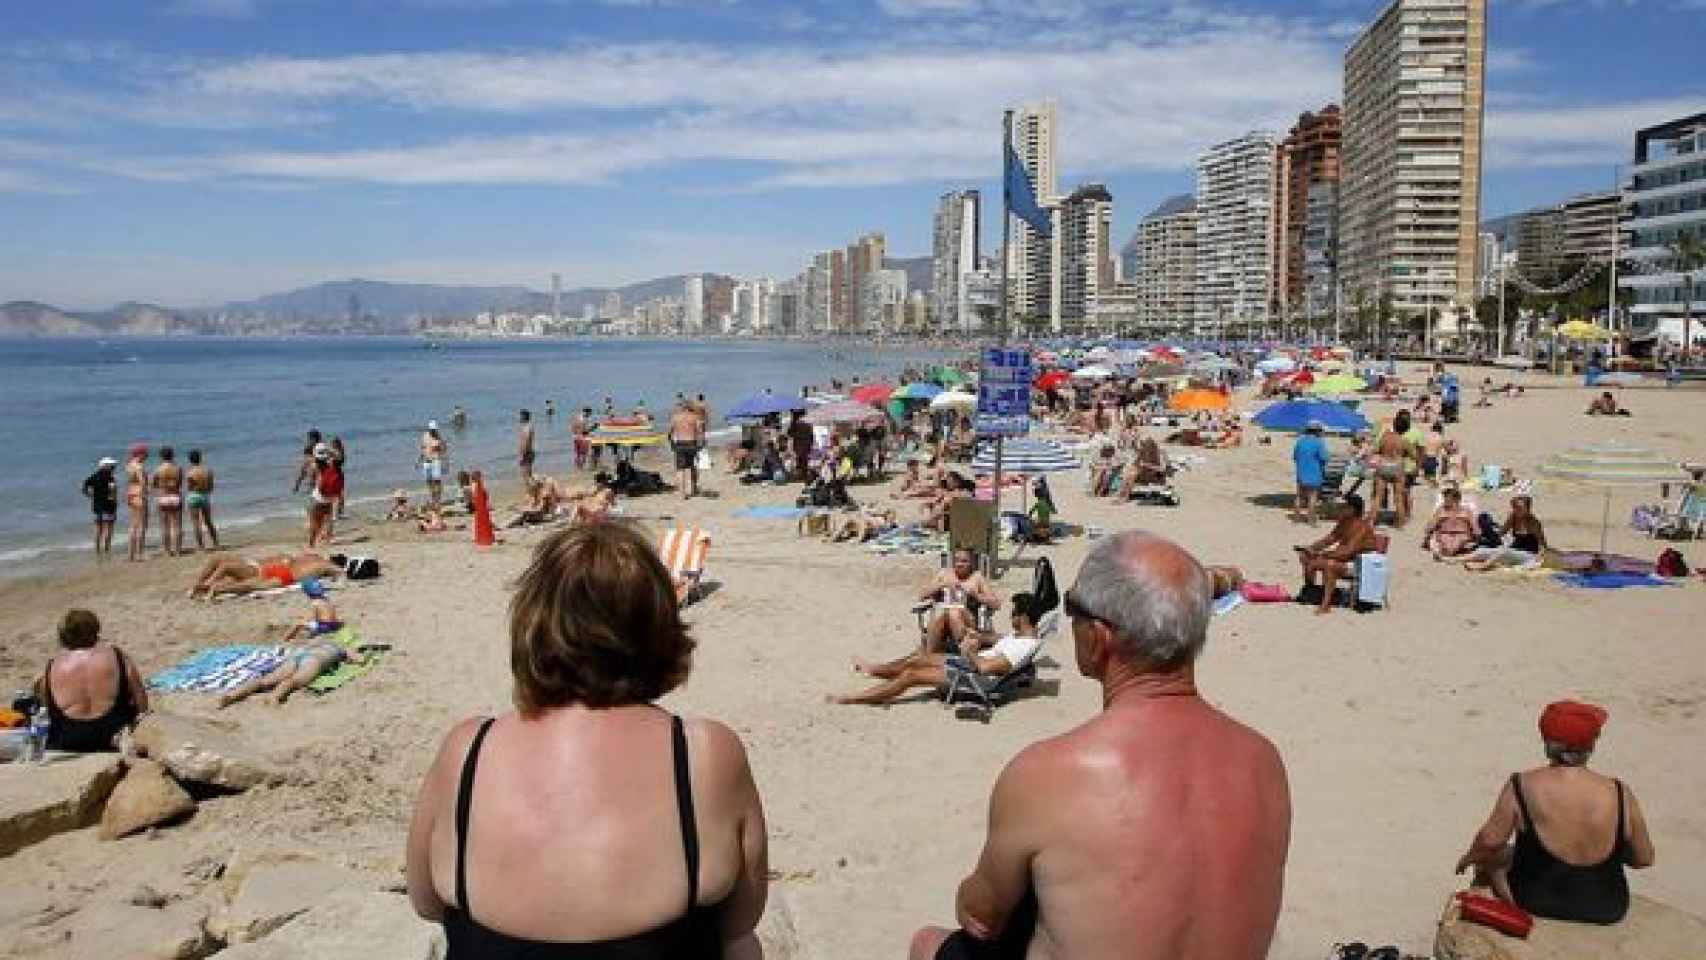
658, 524, 712, 605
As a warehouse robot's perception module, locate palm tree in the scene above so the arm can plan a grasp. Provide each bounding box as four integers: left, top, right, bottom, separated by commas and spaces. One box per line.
1673, 235, 1706, 363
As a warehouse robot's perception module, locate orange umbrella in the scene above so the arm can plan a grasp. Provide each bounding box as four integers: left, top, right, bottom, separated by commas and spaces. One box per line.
1169, 388, 1231, 412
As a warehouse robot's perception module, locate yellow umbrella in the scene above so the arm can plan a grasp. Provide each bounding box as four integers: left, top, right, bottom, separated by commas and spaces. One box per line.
1169, 388, 1231, 412
1556, 320, 1614, 341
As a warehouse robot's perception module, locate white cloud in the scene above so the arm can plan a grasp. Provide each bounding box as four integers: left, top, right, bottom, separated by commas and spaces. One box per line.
0, 167, 80, 195
1483, 97, 1705, 168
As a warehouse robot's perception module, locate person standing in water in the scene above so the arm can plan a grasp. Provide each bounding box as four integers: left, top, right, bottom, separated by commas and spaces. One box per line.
571, 407, 592, 471
450, 405, 468, 430
153, 446, 185, 557
81, 456, 119, 557
123, 445, 149, 562
517, 409, 537, 488
293, 429, 323, 495
185, 449, 219, 551
420, 420, 447, 508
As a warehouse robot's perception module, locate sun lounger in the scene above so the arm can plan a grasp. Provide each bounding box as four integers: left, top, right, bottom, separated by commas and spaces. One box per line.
658, 523, 712, 605
1649, 484, 1705, 541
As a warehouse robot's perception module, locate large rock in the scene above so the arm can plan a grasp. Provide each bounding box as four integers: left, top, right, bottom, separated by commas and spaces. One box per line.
38, 899, 216, 960
100, 758, 196, 840
0, 752, 124, 856
212, 854, 377, 944
214, 889, 443, 960
758, 887, 805, 960
1436, 892, 1706, 959
132, 712, 286, 792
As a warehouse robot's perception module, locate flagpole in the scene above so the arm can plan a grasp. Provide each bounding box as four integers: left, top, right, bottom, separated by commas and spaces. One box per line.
991, 109, 1013, 579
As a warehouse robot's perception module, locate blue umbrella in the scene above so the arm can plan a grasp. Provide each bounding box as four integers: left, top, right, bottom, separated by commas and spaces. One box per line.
727, 390, 805, 420
1253, 400, 1370, 435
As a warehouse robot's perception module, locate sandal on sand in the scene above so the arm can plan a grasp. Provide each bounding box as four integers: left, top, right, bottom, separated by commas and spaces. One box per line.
1331, 943, 1368, 960
1368, 948, 1400, 960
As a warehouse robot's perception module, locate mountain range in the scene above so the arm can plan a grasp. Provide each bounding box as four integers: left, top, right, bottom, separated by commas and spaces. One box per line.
1, 259, 933, 336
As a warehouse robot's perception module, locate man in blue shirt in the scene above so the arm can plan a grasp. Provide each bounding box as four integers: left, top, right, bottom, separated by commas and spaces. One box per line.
1292, 420, 1330, 523
1440, 373, 1460, 423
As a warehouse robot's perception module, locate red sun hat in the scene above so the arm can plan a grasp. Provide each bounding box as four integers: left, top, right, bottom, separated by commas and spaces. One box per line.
129, 442, 148, 459
1539, 700, 1608, 751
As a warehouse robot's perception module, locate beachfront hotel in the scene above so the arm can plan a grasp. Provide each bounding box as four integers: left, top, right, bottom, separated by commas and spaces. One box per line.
1129, 195, 1199, 330
1007, 101, 1061, 332
1057, 183, 1115, 330
1194, 131, 1277, 333
1339, 0, 1487, 327
931, 190, 982, 334
1620, 113, 1706, 348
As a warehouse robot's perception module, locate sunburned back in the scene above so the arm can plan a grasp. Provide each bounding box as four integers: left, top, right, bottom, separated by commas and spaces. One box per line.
431, 713, 743, 941
47, 646, 124, 719
1377, 430, 1404, 458
1031, 700, 1289, 960
155, 463, 181, 492
1520, 767, 1625, 864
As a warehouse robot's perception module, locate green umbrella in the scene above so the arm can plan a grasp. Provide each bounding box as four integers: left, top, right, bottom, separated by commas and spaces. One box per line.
1538, 443, 1689, 556
930, 366, 966, 386
1306, 374, 1368, 396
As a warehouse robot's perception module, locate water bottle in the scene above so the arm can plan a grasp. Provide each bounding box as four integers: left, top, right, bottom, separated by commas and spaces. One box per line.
28, 706, 50, 763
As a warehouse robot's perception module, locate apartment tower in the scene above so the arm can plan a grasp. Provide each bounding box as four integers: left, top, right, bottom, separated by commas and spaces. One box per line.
1195, 132, 1278, 330
1620, 113, 1706, 345
1008, 102, 1060, 329
1340, 0, 1487, 319
1274, 106, 1342, 320
1132, 195, 1198, 329
931, 190, 982, 333
1057, 183, 1115, 329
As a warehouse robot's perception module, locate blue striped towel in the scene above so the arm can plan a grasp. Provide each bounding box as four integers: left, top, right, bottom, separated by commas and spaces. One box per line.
149, 645, 288, 693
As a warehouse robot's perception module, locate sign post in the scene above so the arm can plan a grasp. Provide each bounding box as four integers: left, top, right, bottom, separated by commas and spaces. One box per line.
977, 345, 1032, 576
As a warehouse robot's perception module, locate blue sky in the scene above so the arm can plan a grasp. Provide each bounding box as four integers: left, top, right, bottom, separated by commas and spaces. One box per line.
2, 0, 1701, 309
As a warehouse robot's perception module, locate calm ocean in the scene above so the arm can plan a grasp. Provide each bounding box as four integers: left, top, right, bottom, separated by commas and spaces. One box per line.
0, 336, 954, 569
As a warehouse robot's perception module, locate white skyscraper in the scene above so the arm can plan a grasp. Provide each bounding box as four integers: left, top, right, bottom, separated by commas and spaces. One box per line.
931, 190, 981, 333
1009, 102, 1059, 328
1058, 183, 1114, 328
1194, 132, 1278, 331
683, 275, 704, 333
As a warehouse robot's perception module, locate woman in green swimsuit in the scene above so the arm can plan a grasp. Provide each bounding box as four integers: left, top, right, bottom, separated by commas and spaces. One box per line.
185, 449, 219, 551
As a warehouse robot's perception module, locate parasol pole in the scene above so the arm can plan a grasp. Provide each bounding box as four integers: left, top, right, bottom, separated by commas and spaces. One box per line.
991, 109, 1014, 578
1600, 488, 1611, 558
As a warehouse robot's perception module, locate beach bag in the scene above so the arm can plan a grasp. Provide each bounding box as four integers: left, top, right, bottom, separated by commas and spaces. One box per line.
1657, 548, 1690, 578
1476, 512, 1503, 549
1032, 556, 1060, 614
339, 555, 381, 580
694, 449, 712, 472
1355, 553, 1389, 607
1240, 582, 1292, 603
1455, 892, 1533, 939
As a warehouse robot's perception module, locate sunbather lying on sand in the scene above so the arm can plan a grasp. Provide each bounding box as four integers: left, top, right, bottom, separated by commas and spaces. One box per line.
188, 551, 340, 599
829, 593, 1039, 706
217, 579, 368, 707
828, 507, 897, 543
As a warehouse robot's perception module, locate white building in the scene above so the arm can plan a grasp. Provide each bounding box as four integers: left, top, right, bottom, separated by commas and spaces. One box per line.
931, 190, 982, 334
860, 269, 908, 334
1620, 113, 1706, 349
683, 275, 704, 333
1195, 132, 1278, 331
1008, 102, 1059, 329
1132, 196, 1198, 329
1057, 183, 1114, 329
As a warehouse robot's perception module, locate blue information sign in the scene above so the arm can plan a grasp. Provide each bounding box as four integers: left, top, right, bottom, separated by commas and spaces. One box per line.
975, 347, 1033, 438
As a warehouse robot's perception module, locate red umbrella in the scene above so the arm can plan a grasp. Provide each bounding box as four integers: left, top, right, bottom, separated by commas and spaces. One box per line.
851, 383, 894, 404
1287, 370, 1316, 385
1034, 371, 1069, 390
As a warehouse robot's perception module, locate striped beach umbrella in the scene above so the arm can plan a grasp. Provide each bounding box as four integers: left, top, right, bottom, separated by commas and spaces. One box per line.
970, 439, 1079, 476
1539, 443, 1690, 555
803, 400, 886, 427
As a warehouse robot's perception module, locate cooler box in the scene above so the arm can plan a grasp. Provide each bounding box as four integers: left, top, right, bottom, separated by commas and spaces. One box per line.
1356, 553, 1389, 606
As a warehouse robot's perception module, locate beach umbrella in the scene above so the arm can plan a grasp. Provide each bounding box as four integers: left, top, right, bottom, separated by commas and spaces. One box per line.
1034, 350, 1059, 364
1253, 399, 1371, 435
851, 383, 894, 405
1306, 373, 1368, 396
893, 382, 943, 401
727, 390, 805, 420
1255, 356, 1297, 374
930, 366, 967, 386
1285, 369, 1316, 386
1556, 320, 1614, 341
970, 438, 1078, 476
1539, 443, 1690, 556
1034, 370, 1070, 391
804, 400, 887, 427
587, 421, 665, 446
1071, 364, 1115, 380
929, 390, 978, 412
1169, 388, 1231, 413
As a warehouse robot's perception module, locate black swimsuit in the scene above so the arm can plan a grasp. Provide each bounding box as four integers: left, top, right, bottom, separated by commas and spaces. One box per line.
1507, 773, 1632, 924
442, 716, 724, 959
43, 648, 138, 753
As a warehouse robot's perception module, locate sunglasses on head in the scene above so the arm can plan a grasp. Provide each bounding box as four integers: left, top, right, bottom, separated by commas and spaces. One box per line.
1063, 589, 1104, 624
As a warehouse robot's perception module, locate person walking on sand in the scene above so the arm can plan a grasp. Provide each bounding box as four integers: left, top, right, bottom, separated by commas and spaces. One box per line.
517, 409, 537, 488
153, 446, 185, 557
669, 400, 704, 499
329, 436, 348, 519
123, 444, 149, 562
420, 420, 447, 508
293, 429, 322, 495
571, 406, 592, 471
1291, 420, 1329, 523
185, 449, 220, 551
81, 456, 119, 557
910, 532, 1290, 960
306, 443, 342, 547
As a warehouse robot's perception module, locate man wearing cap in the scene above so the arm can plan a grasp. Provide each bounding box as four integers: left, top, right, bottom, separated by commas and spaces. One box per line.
1455, 700, 1655, 924
1291, 419, 1330, 523
81, 457, 120, 556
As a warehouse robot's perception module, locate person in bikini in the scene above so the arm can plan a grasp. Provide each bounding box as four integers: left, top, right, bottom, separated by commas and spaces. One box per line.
1464, 495, 1547, 571
517, 409, 537, 488
828, 506, 898, 543
420, 421, 447, 507
124, 444, 150, 562
185, 448, 219, 551
187, 551, 341, 599
1368, 411, 1415, 526
829, 593, 1042, 706
1423, 486, 1477, 560
917, 548, 1003, 653
218, 578, 366, 707
152, 446, 185, 557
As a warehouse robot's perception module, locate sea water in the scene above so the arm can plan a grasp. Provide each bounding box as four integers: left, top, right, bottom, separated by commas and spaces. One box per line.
0, 336, 953, 570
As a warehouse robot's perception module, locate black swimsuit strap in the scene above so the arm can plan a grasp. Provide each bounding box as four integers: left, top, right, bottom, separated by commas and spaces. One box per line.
1510, 773, 1532, 828
671, 715, 700, 910
112, 648, 133, 711
1614, 779, 1626, 841
454, 718, 498, 918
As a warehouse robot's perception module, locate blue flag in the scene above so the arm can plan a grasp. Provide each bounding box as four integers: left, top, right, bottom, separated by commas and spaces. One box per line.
1004, 144, 1052, 237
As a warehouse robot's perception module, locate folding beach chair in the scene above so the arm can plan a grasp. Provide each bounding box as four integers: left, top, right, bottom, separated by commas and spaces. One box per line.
942, 561, 1062, 721
1651, 484, 1706, 541
657, 524, 712, 606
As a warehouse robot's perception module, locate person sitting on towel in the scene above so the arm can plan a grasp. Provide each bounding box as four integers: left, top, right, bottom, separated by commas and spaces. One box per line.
1454, 700, 1655, 924
829, 593, 1040, 706
1423, 486, 1478, 560
1586, 391, 1630, 416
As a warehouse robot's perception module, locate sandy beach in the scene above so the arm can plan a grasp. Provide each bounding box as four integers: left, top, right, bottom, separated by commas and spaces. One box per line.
3, 363, 1704, 959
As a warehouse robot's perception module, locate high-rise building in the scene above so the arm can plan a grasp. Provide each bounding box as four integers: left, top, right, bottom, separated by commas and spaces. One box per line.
844, 233, 886, 331
1008, 102, 1060, 328
1302, 182, 1340, 320
1195, 132, 1278, 330
1620, 113, 1706, 347
772, 280, 801, 335
861, 269, 908, 333
602, 291, 623, 319
551, 273, 562, 325
1057, 183, 1114, 329
1274, 106, 1342, 319
931, 190, 982, 333
1341, 0, 1487, 318
1131, 196, 1198, 328
1476, 231, 1502, 298
1514, 207, 1567, 280
1561, 191, 1622, 264
828, 250, 848, 332
804, 254, 833, 333
683, 275, 704, 333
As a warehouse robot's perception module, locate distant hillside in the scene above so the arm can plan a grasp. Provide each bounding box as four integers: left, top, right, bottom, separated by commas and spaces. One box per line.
220, 279, 545, 324
884, 256, 932, 295
0, 300, 194, 336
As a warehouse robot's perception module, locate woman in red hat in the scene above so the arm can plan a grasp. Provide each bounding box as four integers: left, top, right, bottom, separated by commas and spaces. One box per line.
1453, 700, 1656, 924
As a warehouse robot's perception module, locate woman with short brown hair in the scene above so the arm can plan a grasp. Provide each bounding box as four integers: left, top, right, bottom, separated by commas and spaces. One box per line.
35, 609, 149, 752
407, 522, 768, 958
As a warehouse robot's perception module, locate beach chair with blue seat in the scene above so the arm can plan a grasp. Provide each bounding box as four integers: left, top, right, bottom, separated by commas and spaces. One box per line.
1649, 483, 1705, 541
942, 557, 1062, 721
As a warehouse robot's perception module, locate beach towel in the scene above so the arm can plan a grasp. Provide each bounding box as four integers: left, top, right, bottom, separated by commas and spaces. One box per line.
148, 645, 287, 693
306, 627, 387, 694
734, 505, 808, 519
1213, 592, 1246, 616
1555, 572, 1677, 590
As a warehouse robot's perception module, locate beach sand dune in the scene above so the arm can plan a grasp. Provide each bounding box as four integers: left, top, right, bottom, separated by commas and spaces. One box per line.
2, 366, 1702, 958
